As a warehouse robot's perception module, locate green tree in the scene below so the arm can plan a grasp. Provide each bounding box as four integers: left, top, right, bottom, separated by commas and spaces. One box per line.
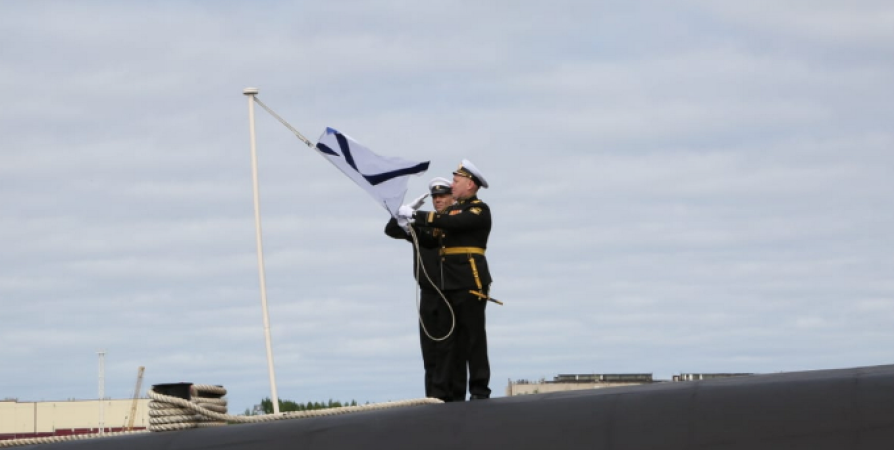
258, 397, 361, 414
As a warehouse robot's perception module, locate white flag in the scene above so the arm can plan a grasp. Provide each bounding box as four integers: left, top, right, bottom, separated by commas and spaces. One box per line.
315, 127, 429, 217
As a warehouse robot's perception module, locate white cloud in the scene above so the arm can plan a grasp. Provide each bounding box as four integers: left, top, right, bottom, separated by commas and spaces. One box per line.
689, 0, 894, 43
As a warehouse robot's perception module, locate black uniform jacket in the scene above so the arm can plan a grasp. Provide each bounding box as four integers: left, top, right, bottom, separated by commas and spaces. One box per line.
413, 196, 492, 292
384, 217, 442, 291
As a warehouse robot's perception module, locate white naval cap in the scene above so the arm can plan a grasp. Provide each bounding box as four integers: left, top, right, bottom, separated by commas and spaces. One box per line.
453, 159, 488, 188
428, 177, 452, 195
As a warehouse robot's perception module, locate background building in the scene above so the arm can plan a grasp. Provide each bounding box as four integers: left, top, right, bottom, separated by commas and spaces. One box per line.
507, 372, 754, 396
0, 398, 149, 441
673, 373, 753, 381
507, 373, 655, 396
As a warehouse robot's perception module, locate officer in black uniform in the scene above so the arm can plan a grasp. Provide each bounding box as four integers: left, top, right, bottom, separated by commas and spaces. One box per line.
399, 159, 493, 400
385, 177, 461, 401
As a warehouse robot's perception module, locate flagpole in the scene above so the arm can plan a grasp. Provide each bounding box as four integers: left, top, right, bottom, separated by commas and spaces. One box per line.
243, 87, 281, 415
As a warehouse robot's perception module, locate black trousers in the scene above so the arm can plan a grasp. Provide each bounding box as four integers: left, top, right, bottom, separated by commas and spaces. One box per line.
418, 289, 465, 401
448, 289, 491, 400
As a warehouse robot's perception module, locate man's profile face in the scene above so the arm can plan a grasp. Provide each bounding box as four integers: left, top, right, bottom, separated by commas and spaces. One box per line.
432, 193, 453, 212
451, 175, 475, 199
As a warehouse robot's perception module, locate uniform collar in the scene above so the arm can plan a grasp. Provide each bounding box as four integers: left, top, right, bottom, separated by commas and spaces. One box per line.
457, 195, 479, 205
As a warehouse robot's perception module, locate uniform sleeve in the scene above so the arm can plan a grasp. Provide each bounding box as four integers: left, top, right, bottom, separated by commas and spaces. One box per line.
413, 204, 491, 231
412, 227, 441, 248
385, 217, 442, 248
384, 217, 410, 241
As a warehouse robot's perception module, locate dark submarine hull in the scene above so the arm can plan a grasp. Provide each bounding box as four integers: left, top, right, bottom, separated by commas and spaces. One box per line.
24, 364, 894, 449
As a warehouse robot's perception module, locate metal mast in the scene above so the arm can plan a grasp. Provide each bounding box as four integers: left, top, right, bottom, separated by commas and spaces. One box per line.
243, 87, 281, 414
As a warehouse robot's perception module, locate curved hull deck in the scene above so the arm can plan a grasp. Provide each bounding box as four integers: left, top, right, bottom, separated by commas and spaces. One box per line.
23, 364, 894, 450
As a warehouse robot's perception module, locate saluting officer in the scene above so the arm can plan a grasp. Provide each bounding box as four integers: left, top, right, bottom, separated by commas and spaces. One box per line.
400, 159, 493, 400
385, 177, 461, 401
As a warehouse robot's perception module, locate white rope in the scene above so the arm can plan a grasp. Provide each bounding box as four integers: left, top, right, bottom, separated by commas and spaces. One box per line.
146, 385, 442, 428
252, 97, 316, 148
147, 388, 441, 425
408, 224, 456, 342
0, 430, 150, 448
0, 385, 443, 448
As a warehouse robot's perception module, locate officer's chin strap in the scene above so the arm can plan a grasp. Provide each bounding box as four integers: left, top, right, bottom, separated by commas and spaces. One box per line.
407, 225, 456, 342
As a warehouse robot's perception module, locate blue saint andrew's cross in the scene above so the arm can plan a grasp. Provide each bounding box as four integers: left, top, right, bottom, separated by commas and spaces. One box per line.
316, 128, 429, 186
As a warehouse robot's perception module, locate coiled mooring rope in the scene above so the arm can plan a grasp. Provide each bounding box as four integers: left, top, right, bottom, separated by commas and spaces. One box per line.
147, 384, 442, 427
147, 384, 229, 431
0, 430, 148, 448
0, 384, 443, 448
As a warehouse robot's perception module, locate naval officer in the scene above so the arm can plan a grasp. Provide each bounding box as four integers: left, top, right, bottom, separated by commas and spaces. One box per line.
386, 177, 461, 401
399, 160, 493, 400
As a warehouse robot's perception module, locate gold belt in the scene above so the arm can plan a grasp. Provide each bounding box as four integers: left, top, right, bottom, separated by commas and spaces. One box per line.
440, 247, 486, 256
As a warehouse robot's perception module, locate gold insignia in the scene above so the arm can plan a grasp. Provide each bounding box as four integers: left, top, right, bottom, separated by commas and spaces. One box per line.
470, 207, 482, 215
450, 210, 462, 215
472, 199, 481, 204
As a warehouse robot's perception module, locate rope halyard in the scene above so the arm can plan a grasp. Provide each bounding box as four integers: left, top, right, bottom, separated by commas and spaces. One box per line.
0, 385, 442, 448
252, 97, 316, 148
408, 225, 456, 342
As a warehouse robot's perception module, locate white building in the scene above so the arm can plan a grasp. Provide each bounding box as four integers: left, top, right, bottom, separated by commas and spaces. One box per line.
506, 372, 754, 396
0, 398, 149, 440
506, 373, 655, 396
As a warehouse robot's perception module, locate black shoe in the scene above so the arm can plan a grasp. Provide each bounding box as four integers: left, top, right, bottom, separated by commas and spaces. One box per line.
470, 395, 489, 400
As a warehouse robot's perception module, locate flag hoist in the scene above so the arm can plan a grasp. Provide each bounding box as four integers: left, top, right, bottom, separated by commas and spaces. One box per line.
242, 87, 430, 413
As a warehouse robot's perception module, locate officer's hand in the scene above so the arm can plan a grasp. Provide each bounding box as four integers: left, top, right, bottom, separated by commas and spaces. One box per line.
398, 205, 416, 221
397, 216, 411, 234
409, 193, 428, 210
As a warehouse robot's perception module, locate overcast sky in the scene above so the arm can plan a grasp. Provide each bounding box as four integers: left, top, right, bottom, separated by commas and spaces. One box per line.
1, 0, 892, 415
